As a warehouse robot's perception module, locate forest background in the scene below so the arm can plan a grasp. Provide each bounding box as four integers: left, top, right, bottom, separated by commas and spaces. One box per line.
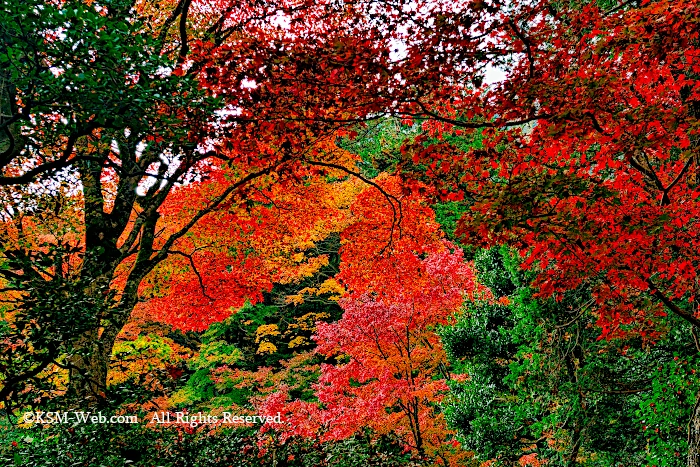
1, 0, 700, 465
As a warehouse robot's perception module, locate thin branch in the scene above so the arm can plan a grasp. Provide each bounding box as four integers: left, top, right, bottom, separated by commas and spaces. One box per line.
156, 0, 189, 49
664, 155, 695, 197
507, 18, 535, 79
555, 298, 595, 329
0, 154, 105, 186
177, 0, 193, 64
408, 100, 550, 129
303, 159, 403, 253
153, 160, 288, 265
648, 278, 700, 329
169, 250, 214, 300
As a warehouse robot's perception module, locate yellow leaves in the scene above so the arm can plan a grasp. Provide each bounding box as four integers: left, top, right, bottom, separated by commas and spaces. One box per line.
255, 324, 281, 343
318, 278, 345, 300
285, 278, 346, 305
285, 294, 305, 306
256, 324, 280, 354
331, 178, 366, 210
274, 254, 330, 284
257, 341, 278, 354
280, 312, 332, 352
287, 336, 308, 348
286, 312, 330, 334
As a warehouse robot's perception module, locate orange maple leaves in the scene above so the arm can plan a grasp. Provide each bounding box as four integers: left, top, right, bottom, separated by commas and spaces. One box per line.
135, 155, 364, 331
255, 177, 485, 465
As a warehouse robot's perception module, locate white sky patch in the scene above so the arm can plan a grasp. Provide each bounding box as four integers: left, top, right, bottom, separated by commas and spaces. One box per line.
135, 161, 161, 196
483, 65, 507, 85
134, 147, 184, 196
389, 37, 408, 63
196, 137, 218, 155
215, 105, 243, 118
241, 78, 257, 89
270, 9, 290, 30
135, 140, 147, 161
1, 165, 81, 220
155, 66, 173, 77
159, 151, 181, 190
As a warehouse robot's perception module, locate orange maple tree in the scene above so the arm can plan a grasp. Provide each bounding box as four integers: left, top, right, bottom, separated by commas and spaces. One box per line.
256, 180, 485, 465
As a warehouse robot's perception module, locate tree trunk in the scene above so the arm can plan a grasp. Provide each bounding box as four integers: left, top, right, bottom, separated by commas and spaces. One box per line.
64, 292, 137, 407
568, 424, 582, 467
66, 329, 110, 407
688, 393, 700, 467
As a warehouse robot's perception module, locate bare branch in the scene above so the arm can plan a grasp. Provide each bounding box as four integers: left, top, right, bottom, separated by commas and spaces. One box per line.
648, 278, 700, 329
303, 159, 403, 253
169, 250, 214, 300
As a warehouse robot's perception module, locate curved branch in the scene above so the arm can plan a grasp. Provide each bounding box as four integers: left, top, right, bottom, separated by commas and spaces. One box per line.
152, 159, 289, 265
408, 100, 550, 130
648, 278, 700, 329
177, 0, 193, 64
303, 159, 404, 253
169, 250, 214, 301
507, 18, 535, 79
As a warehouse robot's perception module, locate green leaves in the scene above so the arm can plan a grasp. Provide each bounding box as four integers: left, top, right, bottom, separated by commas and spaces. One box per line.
441, 247, 698, 466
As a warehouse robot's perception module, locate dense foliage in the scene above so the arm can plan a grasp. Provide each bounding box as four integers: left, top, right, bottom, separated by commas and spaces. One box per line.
2, 0, 700, 464
442, 247, 700, 466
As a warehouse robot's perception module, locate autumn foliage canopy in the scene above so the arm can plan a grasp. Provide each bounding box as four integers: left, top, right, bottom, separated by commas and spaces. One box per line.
2, 0, 700, 465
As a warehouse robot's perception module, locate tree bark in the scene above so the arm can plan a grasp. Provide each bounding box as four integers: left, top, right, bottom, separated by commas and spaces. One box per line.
66, 329, 110, 407
688, 393, 700, 467
64, 283, 139, 407
568, 424, 582, 467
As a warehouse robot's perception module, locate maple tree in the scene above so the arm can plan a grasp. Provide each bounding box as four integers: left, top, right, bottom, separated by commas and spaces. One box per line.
384, 0, 700, 462
0, 0, 386, 407
252, 180, 483, 466
311, 247, 475, 465
2, 0, 700, 462
3, 0, 465, 407
137, 169, 360, 332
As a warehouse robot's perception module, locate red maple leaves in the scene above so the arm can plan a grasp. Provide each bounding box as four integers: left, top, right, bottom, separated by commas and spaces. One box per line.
402, 0, 700, 339
257, 181, 484, 464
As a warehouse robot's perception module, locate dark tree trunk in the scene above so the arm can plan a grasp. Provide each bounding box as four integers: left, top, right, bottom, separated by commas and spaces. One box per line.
64, 292, 137, 407
68, 329, 113, 408
66, 329, 110, 407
